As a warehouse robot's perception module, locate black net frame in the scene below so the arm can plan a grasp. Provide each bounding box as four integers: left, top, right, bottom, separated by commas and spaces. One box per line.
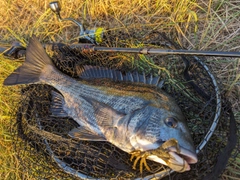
10, 32, 239, 179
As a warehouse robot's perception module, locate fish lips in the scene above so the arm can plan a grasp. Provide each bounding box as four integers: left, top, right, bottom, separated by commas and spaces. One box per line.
166, 146, 198, 172
148, 146, 198, 172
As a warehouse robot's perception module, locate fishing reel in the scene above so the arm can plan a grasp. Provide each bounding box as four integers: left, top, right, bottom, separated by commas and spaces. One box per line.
49, 1, 104, 45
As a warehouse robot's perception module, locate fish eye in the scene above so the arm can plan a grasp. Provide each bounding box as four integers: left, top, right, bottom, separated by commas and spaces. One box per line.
164, 117, 178, 128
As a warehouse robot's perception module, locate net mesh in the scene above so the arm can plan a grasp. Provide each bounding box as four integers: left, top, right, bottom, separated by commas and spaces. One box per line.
11, 32, 239, 179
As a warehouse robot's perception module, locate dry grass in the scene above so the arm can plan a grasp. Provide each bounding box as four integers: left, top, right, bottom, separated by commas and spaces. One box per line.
0, 0, 239, 179
0, 58, 23, 179
0, 0, 200, 43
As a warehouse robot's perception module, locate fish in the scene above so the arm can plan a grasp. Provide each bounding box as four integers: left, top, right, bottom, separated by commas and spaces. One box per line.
4, 35, 198, 173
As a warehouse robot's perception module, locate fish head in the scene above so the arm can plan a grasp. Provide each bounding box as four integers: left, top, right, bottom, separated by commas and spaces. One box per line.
157, 108, 198, 172
158, 110, 198, 170
132, 104, 198, 172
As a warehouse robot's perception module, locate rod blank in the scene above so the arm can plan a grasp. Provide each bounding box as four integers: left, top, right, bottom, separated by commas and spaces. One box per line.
70, 44, 240, 57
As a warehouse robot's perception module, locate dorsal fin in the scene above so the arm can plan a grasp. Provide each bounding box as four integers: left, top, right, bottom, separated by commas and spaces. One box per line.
78, 65, 164, 88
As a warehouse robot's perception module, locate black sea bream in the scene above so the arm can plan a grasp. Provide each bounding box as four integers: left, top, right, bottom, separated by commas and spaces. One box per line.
4, 36, 197, 172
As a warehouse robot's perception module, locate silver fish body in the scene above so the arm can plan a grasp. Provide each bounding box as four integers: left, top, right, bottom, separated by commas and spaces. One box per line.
43, 64, 181, 152
4, 36, 198, 172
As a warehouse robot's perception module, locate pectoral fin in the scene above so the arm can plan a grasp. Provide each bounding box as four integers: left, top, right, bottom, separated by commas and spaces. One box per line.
83, 96, 126, 127
50, 90, 68, 117
68, 127, 107, 141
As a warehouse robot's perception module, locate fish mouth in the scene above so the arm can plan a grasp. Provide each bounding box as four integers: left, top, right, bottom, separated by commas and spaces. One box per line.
147, 145, 198, 172
166, 146, 198, 172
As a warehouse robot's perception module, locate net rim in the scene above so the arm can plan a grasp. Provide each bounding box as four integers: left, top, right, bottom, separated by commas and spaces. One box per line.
193, 56, 221, 153
38, 53, 222, 179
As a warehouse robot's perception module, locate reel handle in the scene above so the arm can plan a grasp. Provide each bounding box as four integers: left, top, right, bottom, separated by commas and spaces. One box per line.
49, 1, 104, 45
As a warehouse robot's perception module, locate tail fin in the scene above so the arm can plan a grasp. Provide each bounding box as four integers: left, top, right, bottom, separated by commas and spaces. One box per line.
3, 35, 53, 85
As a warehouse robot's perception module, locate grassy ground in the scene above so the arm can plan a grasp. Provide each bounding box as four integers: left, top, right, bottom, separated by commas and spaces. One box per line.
0, 0, 239, 179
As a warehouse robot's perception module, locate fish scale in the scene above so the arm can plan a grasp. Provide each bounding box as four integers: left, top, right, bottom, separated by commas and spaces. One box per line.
43, 65, 149, 141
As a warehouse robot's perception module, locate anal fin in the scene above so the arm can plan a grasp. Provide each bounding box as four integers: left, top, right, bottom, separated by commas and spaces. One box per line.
68, 127, 106, 141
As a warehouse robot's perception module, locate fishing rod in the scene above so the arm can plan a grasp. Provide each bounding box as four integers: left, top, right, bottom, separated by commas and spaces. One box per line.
3, 42, 240, 59
70, 44, 240, 57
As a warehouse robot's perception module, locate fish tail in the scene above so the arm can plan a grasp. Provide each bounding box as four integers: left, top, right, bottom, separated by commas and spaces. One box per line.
3, 35, 53, 85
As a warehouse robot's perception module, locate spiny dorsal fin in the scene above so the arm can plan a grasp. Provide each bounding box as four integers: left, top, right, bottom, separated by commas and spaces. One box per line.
4, 35, 53, 85
79, 65, 164, 88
